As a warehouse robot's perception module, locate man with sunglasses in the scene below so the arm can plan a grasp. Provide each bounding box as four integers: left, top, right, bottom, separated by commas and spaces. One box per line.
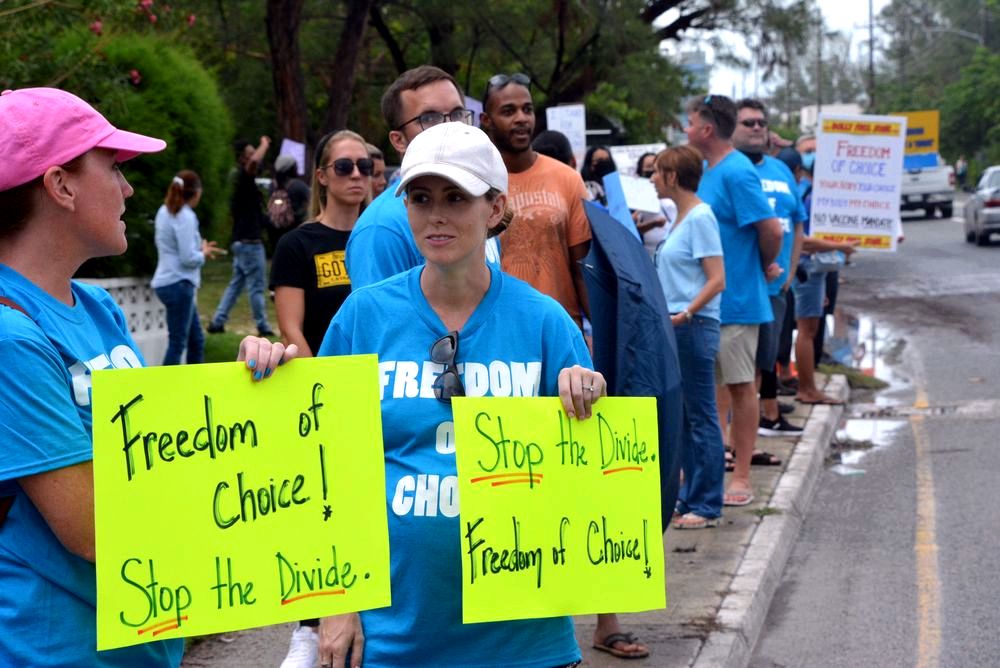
684, 94, 782, 509
479, 73, 592, 331
345, 65, 501, 288
732, 99, 806, 441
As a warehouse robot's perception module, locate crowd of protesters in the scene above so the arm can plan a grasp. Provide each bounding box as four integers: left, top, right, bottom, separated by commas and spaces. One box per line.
0, 65, 853, 666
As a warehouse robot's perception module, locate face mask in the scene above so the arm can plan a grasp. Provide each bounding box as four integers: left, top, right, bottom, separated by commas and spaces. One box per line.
592, 159, 615, 179
802, 152, 815, 170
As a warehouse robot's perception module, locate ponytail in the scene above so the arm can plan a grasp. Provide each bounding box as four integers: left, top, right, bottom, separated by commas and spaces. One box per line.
164, 170, 202, 215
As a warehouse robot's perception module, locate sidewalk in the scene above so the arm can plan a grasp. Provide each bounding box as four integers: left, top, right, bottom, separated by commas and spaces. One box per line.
574, 374, 849, 667
182, 375, 848, 668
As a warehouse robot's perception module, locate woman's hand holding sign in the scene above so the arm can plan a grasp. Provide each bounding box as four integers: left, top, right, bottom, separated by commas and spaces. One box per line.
237, 336, 298, 381
559, 365, 607, 420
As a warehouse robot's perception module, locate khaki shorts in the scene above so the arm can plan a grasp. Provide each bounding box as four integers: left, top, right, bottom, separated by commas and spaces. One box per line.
715, 324, 759, 385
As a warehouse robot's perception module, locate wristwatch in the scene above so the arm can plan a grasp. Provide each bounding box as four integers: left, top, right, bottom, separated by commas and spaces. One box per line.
682, 309, 693, 322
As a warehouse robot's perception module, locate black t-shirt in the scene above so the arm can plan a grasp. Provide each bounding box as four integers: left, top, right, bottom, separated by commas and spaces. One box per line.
231, 167, 265, 241
269, 222, 352, 353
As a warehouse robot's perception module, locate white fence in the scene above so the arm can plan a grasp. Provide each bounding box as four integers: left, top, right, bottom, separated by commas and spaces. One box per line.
79, 277, 168, 366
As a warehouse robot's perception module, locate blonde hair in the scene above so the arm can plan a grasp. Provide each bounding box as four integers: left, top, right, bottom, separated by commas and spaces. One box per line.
309, 129, 369, 219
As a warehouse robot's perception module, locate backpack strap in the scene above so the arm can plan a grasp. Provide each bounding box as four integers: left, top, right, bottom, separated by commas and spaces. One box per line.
0, 295, 30, 527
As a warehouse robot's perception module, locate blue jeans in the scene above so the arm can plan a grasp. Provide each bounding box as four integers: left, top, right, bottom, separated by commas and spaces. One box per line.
674, 316, 725, 519
211, 241, 270, 330
155, 280, 204, 365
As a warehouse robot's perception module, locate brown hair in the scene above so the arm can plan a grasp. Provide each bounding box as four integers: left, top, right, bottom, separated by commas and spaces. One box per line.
164, 170, 201, 215
380, 65, 463, 131
309, 129, 369, 219
0, 154, 86, 241
655, 145, 704, 193
685, 94, 737, 140
484, 188, 514, 238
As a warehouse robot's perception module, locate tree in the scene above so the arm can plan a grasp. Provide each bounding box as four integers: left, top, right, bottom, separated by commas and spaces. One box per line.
266, 0, 308, 143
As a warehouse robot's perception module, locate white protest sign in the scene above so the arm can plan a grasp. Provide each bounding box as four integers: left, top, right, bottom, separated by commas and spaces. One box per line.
811, 114, 907, 252
617, 174, 662, 213
278, 139, 306, 176
610, 144, 666, 177
546, 104, 586, 168
465, 95, 484, 128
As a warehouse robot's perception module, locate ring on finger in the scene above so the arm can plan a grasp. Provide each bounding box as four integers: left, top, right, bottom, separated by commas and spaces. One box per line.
583, 385, 594, 392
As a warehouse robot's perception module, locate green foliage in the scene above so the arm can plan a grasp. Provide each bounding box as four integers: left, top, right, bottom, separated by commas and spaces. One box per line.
62, 35, 235, 277
940, 49, 1000, 165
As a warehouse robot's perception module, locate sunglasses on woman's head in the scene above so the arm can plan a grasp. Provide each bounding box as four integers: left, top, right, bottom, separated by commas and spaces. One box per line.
323, 158, 374, 177
430, 331, 465, 403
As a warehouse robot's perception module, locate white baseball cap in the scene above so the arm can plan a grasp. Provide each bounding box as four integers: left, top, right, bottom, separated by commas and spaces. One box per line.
395, 122, 507, 197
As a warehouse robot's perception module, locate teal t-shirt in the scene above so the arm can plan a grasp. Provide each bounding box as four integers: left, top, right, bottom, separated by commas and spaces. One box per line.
318, 264, 587, 667
654, 202, 723, 320
697, 150, 776, 325
755, 156, 807, 296
0, 265, 184, 667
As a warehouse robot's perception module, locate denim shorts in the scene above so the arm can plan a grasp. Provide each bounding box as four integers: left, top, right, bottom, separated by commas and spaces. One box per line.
794, 265, 827, 319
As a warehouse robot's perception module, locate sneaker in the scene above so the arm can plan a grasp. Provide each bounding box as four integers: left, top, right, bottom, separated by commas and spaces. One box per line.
758, 415, 804, 437
206, 322, 225, 334
776, 378, 798, 396
258, 327, 276, 337
279, 625, 319, 668
778, 401, 794, 415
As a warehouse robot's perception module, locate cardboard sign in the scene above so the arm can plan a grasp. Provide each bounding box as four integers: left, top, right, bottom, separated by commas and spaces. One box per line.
811, 114, 907, 252
893, 109, 940, 170
546, 104, 587, 169
91, 355, 390, 650
451, 397, 665, 623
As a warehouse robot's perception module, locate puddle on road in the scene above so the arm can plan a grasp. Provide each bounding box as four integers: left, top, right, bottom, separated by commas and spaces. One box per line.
821, 309, 911, 475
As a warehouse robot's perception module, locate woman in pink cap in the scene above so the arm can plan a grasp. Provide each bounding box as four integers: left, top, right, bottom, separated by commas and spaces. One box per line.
0, 87, 294, 667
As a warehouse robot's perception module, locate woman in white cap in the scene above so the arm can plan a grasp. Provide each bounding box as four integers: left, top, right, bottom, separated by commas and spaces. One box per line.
0, 87, 292, 666
314, 122, 606, 668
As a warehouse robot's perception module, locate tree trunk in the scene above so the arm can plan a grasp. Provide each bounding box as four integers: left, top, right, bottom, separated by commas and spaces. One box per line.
265, 0, 308, 145
322, 0, 376, 135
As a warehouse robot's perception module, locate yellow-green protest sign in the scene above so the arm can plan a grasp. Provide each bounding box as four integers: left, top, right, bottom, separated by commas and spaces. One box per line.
451, 397, 665, 623
91, 355, 390, 650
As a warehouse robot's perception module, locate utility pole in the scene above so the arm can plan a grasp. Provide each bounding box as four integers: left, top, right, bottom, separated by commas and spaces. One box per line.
816, 10, 823, 117
869, 0, 876, 109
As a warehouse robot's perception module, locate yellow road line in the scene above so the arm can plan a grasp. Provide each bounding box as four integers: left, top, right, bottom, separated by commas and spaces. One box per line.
911, 381, 941, 667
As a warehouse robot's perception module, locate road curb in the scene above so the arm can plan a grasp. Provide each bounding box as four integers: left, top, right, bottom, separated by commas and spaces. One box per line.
690, 374, 849, 668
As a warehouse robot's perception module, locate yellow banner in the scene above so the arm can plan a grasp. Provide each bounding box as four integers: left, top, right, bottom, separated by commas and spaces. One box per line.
821, 119, 903, 137
91, 355, 390, 650
892, 109, 940, 155
812, 232, 893, 249
451, 397, 665, 623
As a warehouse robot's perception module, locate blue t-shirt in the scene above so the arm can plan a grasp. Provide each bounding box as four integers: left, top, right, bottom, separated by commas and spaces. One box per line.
697, 150, 775, 325
346, 176, 501, 289
654, 202, 723, 320
756, 156, 807, 296
0, 265, 184, 667
318, 264, 587, 668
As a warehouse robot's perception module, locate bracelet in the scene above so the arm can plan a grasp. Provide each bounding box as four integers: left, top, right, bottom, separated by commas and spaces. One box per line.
682, 309, 693, 322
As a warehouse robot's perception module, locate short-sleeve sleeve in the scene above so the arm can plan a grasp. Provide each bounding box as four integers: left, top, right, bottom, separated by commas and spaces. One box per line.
269, 232, 309, 290
317, 294, 357, 357
344, 223, 422, 290
539, 303, 593, 396
689, 207, 724, 260
0, 327, 92, 482
731, 167, 775, 228
564, 171, 593, 249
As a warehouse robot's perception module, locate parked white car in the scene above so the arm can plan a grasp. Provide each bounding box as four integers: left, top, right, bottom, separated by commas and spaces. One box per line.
963, 166, 1000, 246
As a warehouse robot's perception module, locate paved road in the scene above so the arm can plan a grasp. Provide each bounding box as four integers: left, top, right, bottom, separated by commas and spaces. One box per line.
751, 196, 1000, 667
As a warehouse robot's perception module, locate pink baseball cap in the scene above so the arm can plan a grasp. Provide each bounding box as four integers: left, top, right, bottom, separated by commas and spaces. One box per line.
0, 87, 167, 191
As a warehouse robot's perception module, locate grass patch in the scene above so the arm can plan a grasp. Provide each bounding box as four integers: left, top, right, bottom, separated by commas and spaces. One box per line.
819, 363, 890, 390
753, 506, 782, 518
203, 332, 246, 363
197, 258, 278, 337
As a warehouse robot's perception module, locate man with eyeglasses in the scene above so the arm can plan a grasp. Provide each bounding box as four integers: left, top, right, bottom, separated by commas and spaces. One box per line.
345, 65, 501, 288
732, 99, 806, 440
479, 73, 592, 331
683, 94, 782, 509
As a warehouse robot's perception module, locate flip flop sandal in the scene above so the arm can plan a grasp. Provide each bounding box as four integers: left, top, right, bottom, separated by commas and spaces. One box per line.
723, 489, 755, 506
750, 451, 782, 466
593, 632, 650, 660
672, 513, 720, 530
724, 445, 735, 472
